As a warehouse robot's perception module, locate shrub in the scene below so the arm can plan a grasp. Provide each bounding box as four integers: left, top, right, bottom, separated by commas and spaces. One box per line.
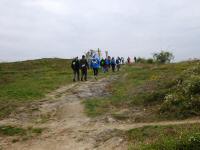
153, 51, 174, 64
137, 57, 147, 64
136, 58, 155, 64
176, 133, 200, 150
159, 62, 200, 118
146, 58, 154, 64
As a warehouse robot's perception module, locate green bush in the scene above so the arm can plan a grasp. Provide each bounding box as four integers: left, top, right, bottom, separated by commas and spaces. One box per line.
0, 125, 44, 136
176, 133, 200, 150
127, 124, 200, 150
0, 126, 26, 136
160, 62, 200, 118
136, 58, 154, 64
137, 57, 147, 64
153, 51, 174, 64
183, 76, 200, 95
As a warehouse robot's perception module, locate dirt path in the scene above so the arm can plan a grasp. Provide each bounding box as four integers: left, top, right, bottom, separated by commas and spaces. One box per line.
0, 76, 200, 150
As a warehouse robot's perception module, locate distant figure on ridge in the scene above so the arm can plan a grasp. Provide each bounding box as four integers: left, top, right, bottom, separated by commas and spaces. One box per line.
116, 57, 121, 71
71, 57, 80, 82
134, 57, 137, 63
111, 57, 116, 72
121, 57, 125, 64
127, 57, 131, 64
80, 55, 89, 81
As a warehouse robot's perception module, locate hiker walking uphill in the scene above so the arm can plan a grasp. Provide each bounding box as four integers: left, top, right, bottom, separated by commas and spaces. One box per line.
80, 55, 89, 81
127, 57, 131, 64
105, 58, 110, 72
71, 57, 80, 82
121, 57, 125, 64
91, 56, 100, 80
111, 57, 116, 72
100, 58, 106, 73
116, 57, 121, 71
134, 57, 137, 63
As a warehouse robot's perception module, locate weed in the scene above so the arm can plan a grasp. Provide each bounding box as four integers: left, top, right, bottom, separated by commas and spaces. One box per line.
127, 123, 200, 150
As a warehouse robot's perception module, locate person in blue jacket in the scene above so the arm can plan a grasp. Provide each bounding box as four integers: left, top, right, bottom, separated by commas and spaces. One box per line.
91, 56, 100, 80
105, 58, 110, 72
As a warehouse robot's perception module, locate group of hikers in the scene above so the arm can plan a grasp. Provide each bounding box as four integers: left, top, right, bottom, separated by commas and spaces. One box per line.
71, 55, 126, 82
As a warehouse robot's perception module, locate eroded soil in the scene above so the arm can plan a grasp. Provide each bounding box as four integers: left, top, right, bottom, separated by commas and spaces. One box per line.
0, 76, 200, 150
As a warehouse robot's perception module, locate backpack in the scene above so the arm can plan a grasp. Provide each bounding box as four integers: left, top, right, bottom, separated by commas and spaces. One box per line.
111, 59, 115, 65
101, 60, 105, 66
92, 59, 97, 64
116, 59, 119, 64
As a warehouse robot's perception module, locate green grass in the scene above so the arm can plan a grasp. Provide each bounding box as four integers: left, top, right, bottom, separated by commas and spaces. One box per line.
0, 125, 44, 143
0, 125, 43, 136
0, 58, 114, 119
0, 58, 72, 101
84, 61, 200, 119
0, 58, 73, 119
127, 123, 200, 150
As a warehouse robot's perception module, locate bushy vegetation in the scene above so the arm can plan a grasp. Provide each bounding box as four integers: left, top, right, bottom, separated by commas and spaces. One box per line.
0, 125, 44, 143
127, 123, 200, 150
84, 60, 200, 120
0, 125, 43, 136
136, 58, 154, 64
136, 51, 174, 64
153, 51, 174, 64
160, 61, 200, 118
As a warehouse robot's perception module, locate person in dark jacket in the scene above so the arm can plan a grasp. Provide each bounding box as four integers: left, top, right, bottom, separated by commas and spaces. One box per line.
80, 55, 89, 81
71, 57, 80, 82
134, 57, 137, 63
100, 58, 106, 73
116, 57, 121, 71
111, 57, 116, 72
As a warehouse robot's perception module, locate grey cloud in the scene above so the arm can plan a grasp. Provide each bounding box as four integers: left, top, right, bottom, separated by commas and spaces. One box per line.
0, 0, 200, 61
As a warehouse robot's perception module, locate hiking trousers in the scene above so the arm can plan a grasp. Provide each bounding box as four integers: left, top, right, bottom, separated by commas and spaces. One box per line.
73, 69, 80, 81
81, 68, 88, 81
111, 65, 116, 72
93, 68, 99, 76
117, 64, 120, 71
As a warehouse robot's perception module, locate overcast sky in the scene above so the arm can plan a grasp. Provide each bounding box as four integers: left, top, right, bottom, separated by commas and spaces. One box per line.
0, 0, 200, 62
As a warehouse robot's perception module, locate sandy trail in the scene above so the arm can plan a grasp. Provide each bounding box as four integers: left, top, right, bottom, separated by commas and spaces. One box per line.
0, 76, 200, 150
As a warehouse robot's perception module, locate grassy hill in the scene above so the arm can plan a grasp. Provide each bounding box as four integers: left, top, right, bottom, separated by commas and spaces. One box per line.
0, 58, 200, 149
84, 60, 200, 120
0, 58, 110, 119
0, 58, 72, 118
1, 59, 200, 121
83, 60, 200, 149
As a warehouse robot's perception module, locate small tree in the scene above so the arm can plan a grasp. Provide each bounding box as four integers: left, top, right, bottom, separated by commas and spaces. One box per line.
153, 51, 174, 64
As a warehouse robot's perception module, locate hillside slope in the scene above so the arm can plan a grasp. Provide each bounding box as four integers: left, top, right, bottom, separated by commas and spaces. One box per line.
0, 58, 72, 119
0, 59, 200, 150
